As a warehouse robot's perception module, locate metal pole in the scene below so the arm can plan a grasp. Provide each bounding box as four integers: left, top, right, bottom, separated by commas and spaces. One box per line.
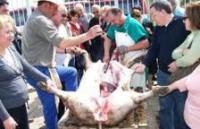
26, 0, 32, 17
121, 0, 124, 13
132, 0, 134, 8
114, 0, 119, 8
127, 0, 130, 14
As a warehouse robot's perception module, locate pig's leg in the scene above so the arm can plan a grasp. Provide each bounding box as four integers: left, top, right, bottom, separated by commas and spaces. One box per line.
58, 109, 70, 126
131, 86, 170, 103
132, 91, 154, 104
82, 51, 92, 69
38, 81, 73, 100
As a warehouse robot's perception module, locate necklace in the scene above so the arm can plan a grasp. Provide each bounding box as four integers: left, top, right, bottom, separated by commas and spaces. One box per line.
0, 48, 22, 74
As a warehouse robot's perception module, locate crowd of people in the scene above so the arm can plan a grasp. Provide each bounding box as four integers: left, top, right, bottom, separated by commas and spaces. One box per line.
0, 0, 200, 129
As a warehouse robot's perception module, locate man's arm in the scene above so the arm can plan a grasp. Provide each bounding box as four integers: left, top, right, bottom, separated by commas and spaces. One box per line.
34, 18, 102, 50
127, 38, 149, 52
59, 25, 102, 49
103, 36, 112, 62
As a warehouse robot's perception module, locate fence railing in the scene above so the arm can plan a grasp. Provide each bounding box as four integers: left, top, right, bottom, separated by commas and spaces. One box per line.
7, 0, 194, 27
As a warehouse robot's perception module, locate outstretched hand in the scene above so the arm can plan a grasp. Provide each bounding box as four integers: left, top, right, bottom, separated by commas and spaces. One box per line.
152, 85, 170, 96
38, 79, 56, 93
87, 25, 103, 39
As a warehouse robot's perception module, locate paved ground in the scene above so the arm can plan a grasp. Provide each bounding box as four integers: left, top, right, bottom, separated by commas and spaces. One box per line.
28, 87, 159, 129
28, 89, 45, 129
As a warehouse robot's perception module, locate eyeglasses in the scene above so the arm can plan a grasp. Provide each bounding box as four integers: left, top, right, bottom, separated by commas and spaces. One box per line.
92, 11, 99, 14
61, 14, 67, 18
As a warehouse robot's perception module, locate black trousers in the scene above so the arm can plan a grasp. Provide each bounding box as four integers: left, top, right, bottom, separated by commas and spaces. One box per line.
0, 104, 29, 129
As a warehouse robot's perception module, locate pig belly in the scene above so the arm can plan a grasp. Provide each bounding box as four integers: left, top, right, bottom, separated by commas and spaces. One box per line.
67, 90, 134, 126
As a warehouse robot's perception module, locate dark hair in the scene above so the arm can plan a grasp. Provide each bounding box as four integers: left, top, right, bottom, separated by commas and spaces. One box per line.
68, 9, 79, 21
0, 0, 8, 6
150, 1, 172, 14
131, 8, 142, 18
108, 7, 122, 16
132, 6, 142, 11
186, 1, 200, 29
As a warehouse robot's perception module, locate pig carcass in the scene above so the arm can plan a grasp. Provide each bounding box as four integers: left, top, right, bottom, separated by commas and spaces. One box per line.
40, 54, 167, 127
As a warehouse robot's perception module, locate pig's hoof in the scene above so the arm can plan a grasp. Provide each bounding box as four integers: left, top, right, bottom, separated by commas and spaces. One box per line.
38, 81, 48, 91
152, 86, 170, 96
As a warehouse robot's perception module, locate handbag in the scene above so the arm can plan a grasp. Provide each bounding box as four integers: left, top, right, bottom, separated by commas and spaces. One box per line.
169, 60, 200, 83
169, 37, 200, 83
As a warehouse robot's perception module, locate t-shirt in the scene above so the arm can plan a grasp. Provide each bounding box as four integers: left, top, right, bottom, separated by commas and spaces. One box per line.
22, 9, 64, 67
174, 65, 200, 129
107, 16, 147, 43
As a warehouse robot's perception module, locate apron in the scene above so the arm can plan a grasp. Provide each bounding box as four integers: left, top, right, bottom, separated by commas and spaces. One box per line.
115, 31, 146, 90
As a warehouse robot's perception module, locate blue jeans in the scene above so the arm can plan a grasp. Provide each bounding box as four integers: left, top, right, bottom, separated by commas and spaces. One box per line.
157, 70, 188, 129
27, 65, 78, 129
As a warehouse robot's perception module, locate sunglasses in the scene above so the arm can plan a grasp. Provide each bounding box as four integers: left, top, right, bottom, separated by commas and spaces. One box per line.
92, 11, 99, 14
61, 14, 67, 18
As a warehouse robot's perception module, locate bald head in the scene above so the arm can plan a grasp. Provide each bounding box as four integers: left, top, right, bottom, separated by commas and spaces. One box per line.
92, 4, 100, 17
51, 4, 68, 26
100, 5, 111, 20
74, 3, 84, 16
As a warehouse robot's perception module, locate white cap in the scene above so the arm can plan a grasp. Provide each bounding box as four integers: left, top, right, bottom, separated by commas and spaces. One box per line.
38, 0, 64, 6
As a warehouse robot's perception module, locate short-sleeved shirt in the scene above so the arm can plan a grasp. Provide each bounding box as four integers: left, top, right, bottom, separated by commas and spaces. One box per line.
107, 16, 147, 44
22, 9, 64, 67
175, 65, 200, 129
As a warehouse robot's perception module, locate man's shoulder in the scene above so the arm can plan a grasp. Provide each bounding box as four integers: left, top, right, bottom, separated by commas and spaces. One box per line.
126, 16, 144, 30
108, 24, 117, 30
126, 16, 141, 24
171, 17, 185, 27
27, 10, 52, 27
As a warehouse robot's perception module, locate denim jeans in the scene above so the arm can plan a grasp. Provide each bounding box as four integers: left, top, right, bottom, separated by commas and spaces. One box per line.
157, 70, 188, 129
27, 65, 78, 129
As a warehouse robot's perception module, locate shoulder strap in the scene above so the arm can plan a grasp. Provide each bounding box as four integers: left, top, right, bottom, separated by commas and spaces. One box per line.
187, 39, 193, 49
187, 32, 199, 49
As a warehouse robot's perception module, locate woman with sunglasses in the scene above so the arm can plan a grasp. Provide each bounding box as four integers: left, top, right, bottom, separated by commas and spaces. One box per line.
168, 2, 200, 75
159, 2, 200, 129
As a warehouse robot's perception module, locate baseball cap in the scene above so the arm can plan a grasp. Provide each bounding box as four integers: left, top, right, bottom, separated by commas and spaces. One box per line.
37, 0, 63, 6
